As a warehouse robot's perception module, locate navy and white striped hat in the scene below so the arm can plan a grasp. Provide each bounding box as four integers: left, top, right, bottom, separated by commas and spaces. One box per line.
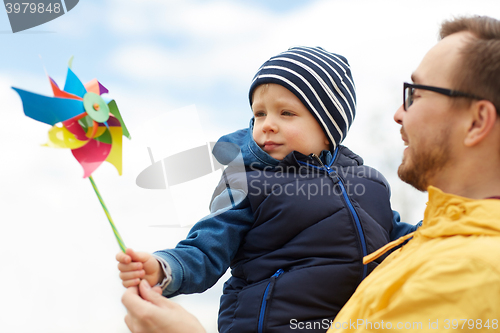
249, 46, 356, 150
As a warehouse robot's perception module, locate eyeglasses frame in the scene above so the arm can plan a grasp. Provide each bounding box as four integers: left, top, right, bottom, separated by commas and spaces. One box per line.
403, 82, 485, 111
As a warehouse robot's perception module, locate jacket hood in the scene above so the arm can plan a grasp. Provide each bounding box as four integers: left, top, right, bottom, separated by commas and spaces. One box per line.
212, 120, 279, 170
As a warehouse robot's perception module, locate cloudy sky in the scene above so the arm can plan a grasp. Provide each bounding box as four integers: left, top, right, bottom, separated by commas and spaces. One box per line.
1, 1, 499, 332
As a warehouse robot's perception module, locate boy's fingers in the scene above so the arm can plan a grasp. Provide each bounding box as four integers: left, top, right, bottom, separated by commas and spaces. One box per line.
120, 270, 145, 281
122, 278, 141, 288
117, 262, 143, 272
129, 251, 153, 264
116, 252, 131, 264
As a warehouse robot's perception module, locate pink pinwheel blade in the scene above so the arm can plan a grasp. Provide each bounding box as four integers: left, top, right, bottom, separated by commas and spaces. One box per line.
72, 139, 112, 178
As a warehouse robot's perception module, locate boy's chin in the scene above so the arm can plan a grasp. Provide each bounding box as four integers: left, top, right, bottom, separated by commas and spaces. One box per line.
269, 153, 284, 160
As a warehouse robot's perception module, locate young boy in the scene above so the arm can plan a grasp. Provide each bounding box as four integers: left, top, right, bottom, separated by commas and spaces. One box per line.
117, 46, 418, 332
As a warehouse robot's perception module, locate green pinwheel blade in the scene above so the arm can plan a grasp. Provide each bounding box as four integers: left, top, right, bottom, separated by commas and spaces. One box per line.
94, 127, 112, 144
108, 100, 131, 139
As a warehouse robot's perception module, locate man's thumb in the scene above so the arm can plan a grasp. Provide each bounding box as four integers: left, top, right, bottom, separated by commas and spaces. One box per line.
139, 279, 166, 307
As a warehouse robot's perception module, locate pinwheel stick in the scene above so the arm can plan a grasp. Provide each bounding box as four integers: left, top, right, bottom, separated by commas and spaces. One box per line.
88, 175, 126, 252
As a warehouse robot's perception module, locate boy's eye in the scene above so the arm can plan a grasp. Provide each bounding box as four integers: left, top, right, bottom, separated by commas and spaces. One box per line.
281, 111, 294, 116
254, 111, 266, 117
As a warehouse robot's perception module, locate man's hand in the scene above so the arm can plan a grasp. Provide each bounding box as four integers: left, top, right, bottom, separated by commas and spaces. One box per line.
116, 248, 164, 287
122, 279, 206, 333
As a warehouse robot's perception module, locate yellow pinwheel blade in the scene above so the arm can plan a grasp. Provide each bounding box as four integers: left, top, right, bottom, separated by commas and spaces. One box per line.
45, 125, 88, 149
105, 127, 123, 175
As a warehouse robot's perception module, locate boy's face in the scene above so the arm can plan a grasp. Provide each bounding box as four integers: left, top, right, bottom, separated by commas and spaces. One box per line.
252, 83, 330, 160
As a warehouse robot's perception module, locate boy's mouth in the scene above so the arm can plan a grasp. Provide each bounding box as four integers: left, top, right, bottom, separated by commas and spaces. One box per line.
263, 141, 282, 151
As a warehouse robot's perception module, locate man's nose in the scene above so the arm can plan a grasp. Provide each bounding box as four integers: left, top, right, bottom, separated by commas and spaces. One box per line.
394, 104, 405, 125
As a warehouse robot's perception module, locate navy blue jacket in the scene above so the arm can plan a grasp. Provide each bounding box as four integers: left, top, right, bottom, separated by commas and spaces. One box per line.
216, 142, 394, 332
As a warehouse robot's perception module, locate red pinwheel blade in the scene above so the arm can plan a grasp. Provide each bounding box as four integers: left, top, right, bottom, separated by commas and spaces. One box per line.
63, 116, 89, 141
72, 139, 112, 178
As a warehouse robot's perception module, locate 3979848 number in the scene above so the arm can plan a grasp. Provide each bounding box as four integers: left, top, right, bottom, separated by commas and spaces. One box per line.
444, 319, 498, 330
5, 2, 61, 14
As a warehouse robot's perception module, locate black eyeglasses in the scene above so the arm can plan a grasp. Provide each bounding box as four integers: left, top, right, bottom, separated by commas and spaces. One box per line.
403, 82, 484, 111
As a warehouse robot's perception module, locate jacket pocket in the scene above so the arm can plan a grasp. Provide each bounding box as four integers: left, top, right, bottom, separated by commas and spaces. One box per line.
258, 269, 284, 333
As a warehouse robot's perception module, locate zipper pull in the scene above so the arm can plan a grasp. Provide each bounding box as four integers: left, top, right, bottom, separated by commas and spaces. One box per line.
310, 153, 325, 168
310, 153, 331, 172
266, 269, 284, 301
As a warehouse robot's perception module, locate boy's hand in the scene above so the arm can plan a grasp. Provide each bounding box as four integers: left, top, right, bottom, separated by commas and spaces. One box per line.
116, 248, 164, 288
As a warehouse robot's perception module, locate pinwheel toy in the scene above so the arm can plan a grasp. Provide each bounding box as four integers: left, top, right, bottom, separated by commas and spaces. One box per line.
13, 61, 130, 252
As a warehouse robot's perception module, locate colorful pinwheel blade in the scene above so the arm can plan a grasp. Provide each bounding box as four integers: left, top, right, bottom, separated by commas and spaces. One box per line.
105, 126, 123, 175
49, 77, 83, 100
63, 116, 91, 141
72, 139, 112, 178
12, 87, 85, 125
64, 67, 87, 98
94, 126, 112, 144
108, 100, 131, 139
84, 79, 109, 95
45, 125, 88, 149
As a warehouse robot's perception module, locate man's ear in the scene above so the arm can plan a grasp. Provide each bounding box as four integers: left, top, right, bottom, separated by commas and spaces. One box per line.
464, 100, 498, 147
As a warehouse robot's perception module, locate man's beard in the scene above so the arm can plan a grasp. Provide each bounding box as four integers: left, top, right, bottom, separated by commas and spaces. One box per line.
397, 127, 451, 192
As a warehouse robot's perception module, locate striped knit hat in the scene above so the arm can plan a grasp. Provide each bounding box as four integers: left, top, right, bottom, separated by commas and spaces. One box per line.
249, 46, 356, 150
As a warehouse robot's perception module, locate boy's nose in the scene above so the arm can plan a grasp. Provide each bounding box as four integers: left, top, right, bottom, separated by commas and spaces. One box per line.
262, 116, 278, 133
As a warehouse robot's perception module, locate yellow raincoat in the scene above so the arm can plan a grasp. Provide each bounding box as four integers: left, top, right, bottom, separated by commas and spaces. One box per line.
328, 186, 500, 332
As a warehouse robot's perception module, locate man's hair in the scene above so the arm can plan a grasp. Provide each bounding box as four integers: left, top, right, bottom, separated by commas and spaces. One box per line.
440, 15, 500, 114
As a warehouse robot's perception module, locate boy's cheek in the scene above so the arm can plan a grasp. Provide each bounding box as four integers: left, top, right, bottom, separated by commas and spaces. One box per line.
252, 127, 260, 141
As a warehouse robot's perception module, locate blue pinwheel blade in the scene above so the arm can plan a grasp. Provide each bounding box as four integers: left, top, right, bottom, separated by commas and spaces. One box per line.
63, 67, 87, 98
12, 87, 85, 125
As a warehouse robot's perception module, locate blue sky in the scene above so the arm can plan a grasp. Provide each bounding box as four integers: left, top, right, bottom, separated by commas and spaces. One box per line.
1, 1, 499, 332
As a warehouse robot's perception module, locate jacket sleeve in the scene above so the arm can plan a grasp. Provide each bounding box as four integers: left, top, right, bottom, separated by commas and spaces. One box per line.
153, 188, 253, 297
390, 210, 422, 241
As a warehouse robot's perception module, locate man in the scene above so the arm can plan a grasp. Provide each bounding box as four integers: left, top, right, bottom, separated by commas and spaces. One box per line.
121, 15, 500, 333
326, 14, 500, 332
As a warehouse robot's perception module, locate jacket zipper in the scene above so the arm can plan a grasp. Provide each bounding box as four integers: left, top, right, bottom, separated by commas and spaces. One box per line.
258, 269, 284, 333
311, 153, 368, 279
